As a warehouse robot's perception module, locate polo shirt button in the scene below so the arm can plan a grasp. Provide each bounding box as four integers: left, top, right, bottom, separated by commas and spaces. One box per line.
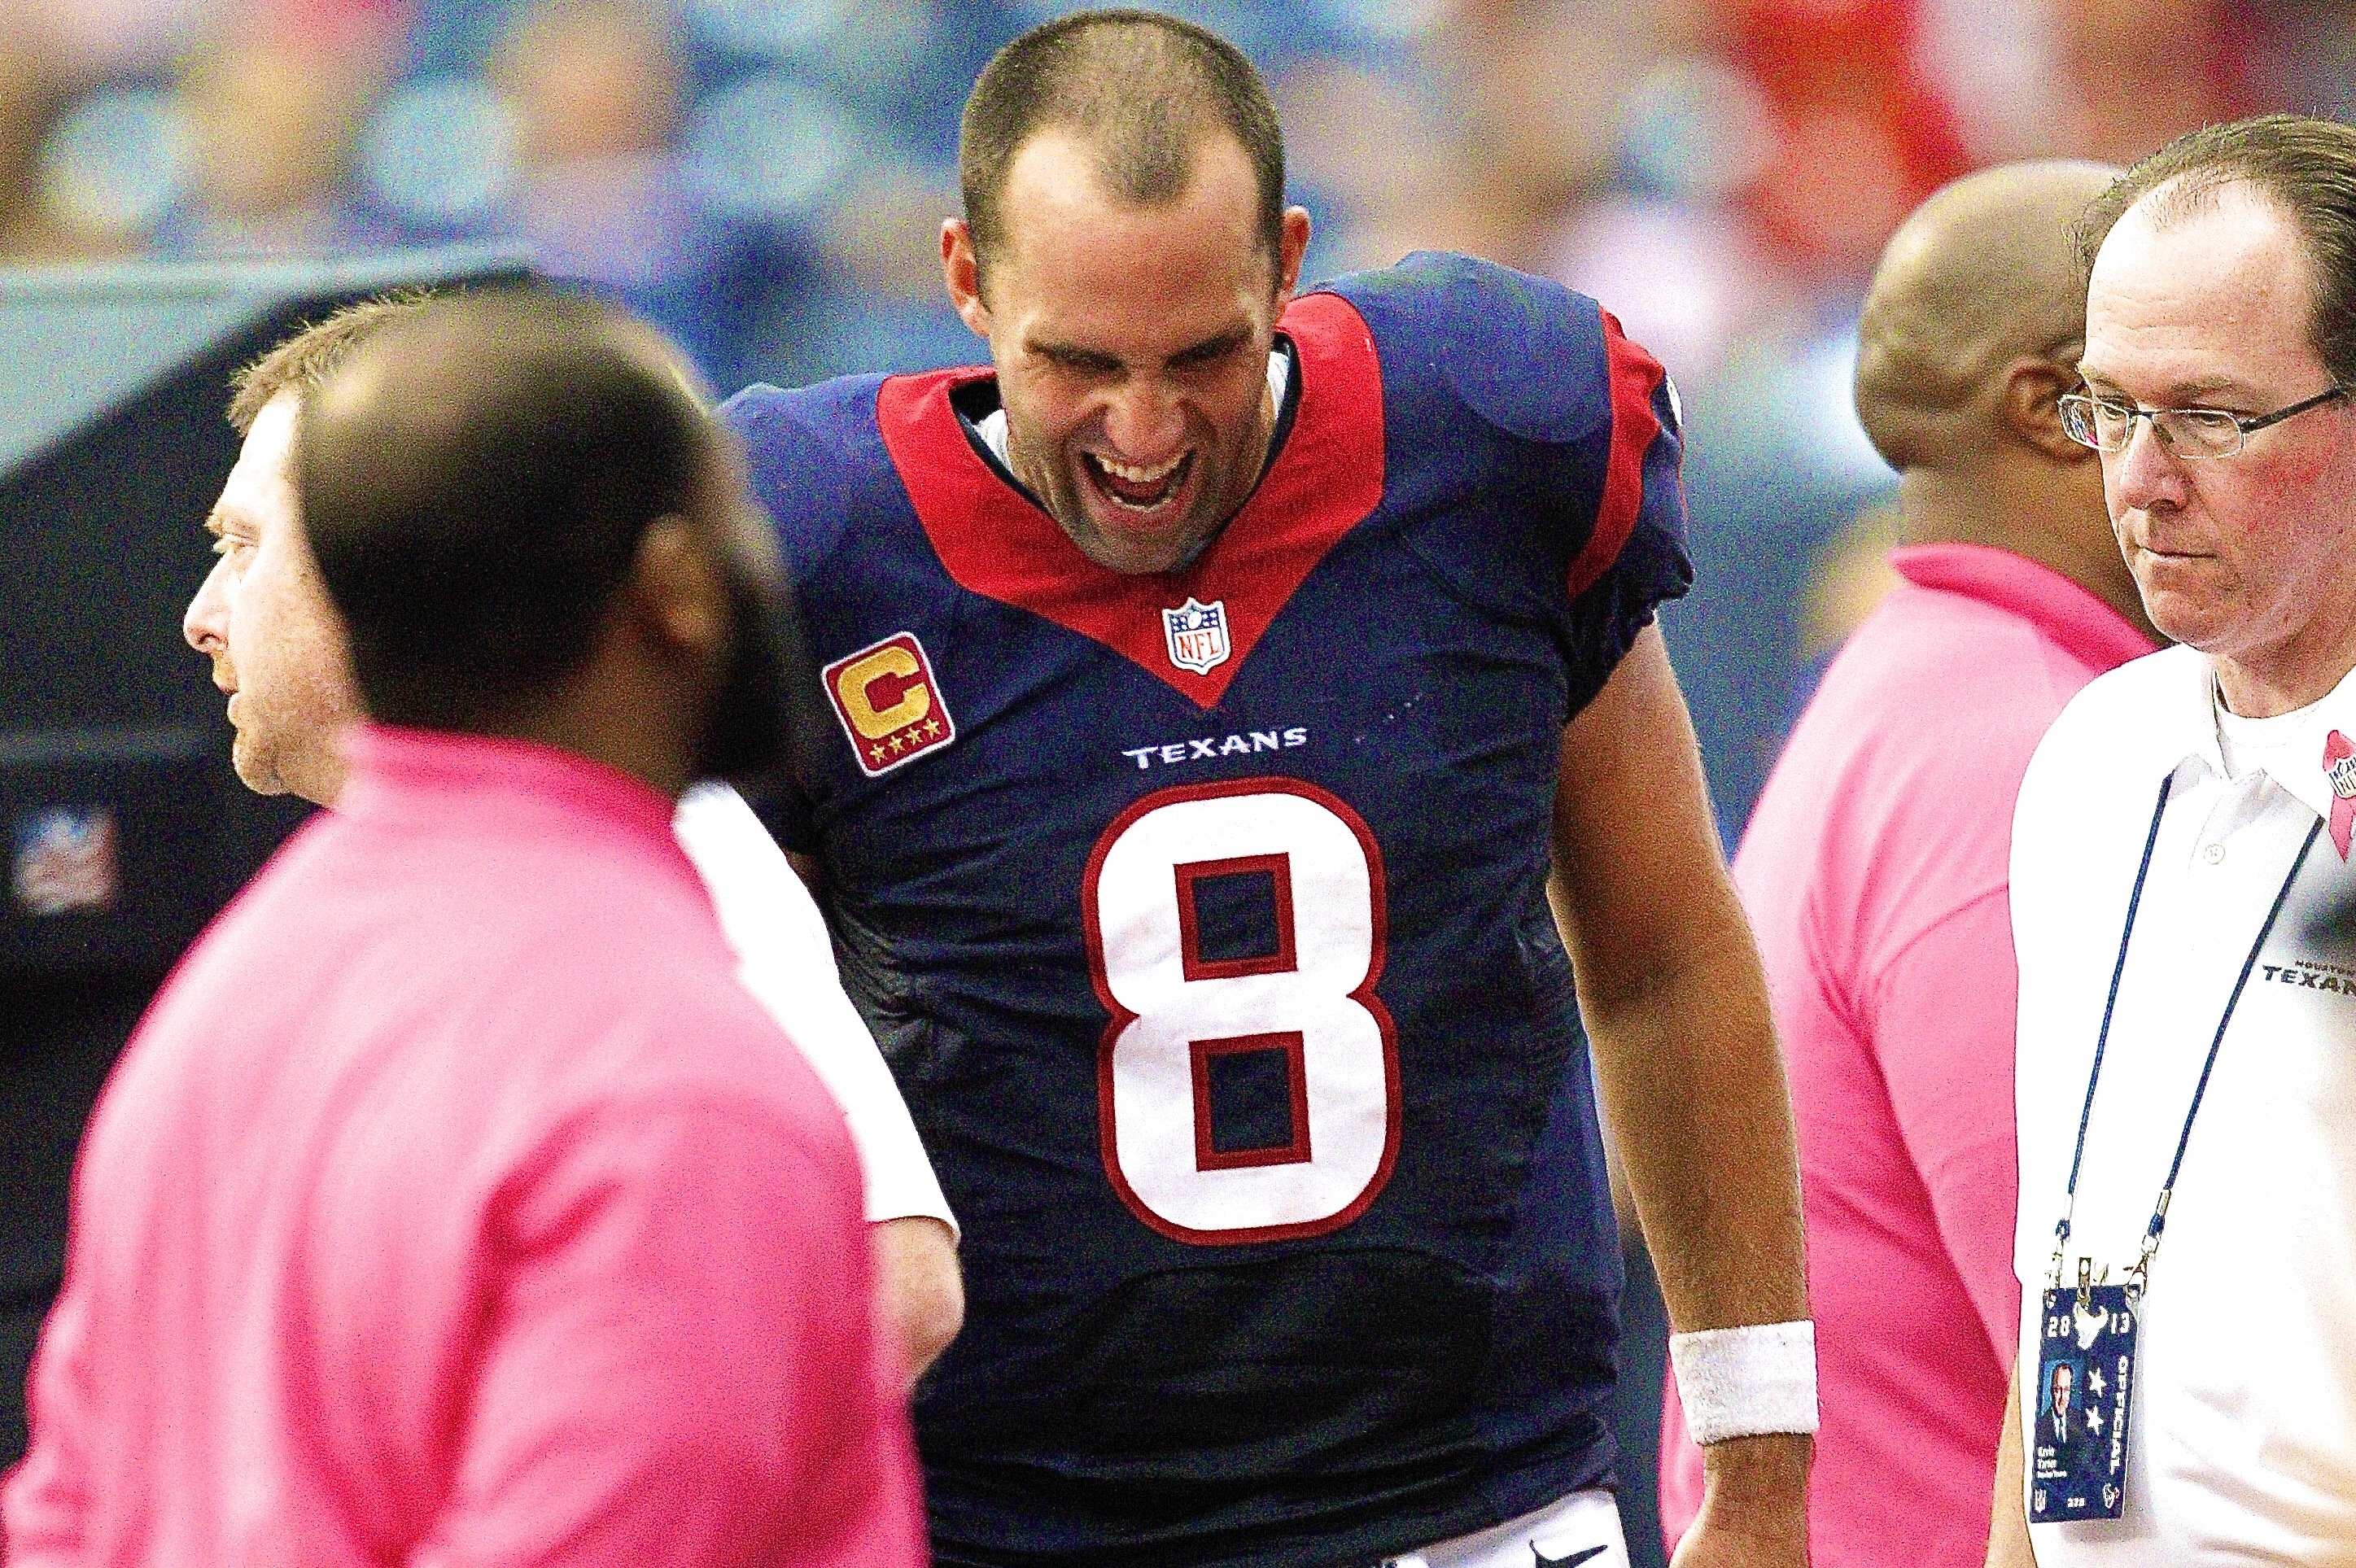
2204, 841, 2227, 865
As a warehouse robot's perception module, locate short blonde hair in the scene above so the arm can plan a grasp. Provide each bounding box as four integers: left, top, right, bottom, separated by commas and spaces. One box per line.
226, 291, 435, 434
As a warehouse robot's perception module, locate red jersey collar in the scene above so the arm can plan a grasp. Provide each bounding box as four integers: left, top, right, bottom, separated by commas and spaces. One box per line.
874, 291, 1386, 710
1890, 543, 2156, 674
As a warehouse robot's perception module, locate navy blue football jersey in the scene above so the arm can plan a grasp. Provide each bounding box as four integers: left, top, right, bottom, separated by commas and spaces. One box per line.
724, 251, 1691, 1568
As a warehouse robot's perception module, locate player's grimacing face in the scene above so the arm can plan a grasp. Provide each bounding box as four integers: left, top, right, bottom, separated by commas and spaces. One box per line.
2081, 182, 2356, 684
947, 131, 1309, 576
181, 392, 362, 803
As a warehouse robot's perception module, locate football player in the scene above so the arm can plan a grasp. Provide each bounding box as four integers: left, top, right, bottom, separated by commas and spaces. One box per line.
727, 11, 1812, 1566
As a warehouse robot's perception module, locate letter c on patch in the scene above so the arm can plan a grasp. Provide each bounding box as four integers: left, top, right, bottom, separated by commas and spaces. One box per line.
836, 646, 931, 739
820, 631, 956, 778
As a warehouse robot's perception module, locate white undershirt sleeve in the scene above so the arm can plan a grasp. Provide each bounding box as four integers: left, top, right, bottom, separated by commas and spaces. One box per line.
672, 782, 956, 1234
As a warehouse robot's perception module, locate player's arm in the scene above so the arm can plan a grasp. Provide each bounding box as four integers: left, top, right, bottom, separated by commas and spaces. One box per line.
762, 851, 962, 1383
783, 839, 964, 1385
672, 785, 963, 1384
1551, 626, 1808, 1567
872, 1216, 961, 1386
1987, 1360, 2035, 1566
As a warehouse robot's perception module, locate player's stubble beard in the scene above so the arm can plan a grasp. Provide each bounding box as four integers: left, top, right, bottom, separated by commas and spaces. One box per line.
1009, 378, 1279, 577
691, 552, 796, 788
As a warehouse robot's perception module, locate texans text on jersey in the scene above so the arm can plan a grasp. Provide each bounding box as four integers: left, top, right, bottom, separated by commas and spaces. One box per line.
1121, 727, 1310, 771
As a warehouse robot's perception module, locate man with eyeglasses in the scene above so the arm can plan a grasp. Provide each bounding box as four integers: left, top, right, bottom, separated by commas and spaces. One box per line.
1991, 114, 2356, 1566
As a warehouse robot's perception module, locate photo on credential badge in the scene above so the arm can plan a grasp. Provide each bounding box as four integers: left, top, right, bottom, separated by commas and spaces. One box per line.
2030, 1283, 2138, 1522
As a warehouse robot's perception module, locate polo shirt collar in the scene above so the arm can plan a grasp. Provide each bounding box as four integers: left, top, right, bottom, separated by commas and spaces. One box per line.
2148, 645, 2356, 825
1888, 543, 2155, 672
340, 723, 683, 848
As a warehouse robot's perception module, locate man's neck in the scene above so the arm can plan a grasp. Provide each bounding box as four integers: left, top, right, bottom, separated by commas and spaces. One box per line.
2212, 634, 2356, 718
292, 728, 354, 809
1897, 462, 2156, 641
461, 653, 698, 801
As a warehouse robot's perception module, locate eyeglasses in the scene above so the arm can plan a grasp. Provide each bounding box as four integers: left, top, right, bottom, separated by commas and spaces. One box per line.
2059, 387, 2348, 458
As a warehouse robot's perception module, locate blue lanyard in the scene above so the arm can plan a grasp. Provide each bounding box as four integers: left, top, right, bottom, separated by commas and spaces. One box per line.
2048, 772, 2325, 1296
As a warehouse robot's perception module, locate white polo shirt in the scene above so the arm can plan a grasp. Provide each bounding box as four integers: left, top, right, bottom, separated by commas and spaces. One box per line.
2011, 644, 2356, 1566
674, 781, 955, 1232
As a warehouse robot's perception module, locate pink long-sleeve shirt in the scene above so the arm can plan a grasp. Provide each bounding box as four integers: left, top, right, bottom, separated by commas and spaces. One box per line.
2, 727, 925, 1568
1659, 544, 2152, 1567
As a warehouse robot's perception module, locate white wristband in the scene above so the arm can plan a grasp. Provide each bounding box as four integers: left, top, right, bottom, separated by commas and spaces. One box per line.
1669, 1320, 1819, 1444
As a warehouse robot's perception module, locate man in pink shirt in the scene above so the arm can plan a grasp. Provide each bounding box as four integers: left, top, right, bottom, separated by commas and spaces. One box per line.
1658, 164, 2157, 1566
2, 293, 926, 1567
171, 291, 963, 1390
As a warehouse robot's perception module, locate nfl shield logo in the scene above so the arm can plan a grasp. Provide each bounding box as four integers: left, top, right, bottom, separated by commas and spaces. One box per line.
1161, 597, 1230, 675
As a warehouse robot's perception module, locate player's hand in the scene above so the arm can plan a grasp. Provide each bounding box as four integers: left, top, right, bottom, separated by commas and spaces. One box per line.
1670, 1432, 1810, 1568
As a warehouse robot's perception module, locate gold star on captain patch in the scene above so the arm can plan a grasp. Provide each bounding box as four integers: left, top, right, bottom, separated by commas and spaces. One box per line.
922, 716, 943, 740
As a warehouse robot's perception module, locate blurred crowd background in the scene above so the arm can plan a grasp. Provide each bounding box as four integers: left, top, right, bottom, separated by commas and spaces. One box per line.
3, 1, 2352, 1557
6, 0, 2352, 830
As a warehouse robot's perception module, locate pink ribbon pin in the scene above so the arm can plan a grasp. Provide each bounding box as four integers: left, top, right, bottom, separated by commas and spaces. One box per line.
2324, 730, 2356, 860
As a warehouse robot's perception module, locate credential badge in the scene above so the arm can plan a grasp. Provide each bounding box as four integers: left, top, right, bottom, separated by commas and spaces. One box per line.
1161, 597, 1230, 676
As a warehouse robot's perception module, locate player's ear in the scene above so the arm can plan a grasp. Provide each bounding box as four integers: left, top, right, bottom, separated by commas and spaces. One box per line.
1273, 205, 1311, 310
942, 219, 992, 340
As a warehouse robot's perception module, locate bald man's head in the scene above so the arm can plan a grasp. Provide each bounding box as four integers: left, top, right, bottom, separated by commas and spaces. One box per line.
297, 290, 719, 731
1855, 161, 2120, 472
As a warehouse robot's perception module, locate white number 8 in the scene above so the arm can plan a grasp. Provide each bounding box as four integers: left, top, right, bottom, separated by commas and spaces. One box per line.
1082, 777, 1401, 1244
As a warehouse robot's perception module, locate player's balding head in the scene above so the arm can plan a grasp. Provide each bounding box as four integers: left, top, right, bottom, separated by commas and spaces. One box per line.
959, 7, 1283, 277
1855, 161, 2120, 471
296, 288, 719, 732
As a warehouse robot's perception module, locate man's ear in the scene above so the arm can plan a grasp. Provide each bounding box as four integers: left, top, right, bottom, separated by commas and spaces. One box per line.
628, 515, 728, 666
942, 218, 992, 340
1272, 204, 1311, 312
2000, 357, 2095, 463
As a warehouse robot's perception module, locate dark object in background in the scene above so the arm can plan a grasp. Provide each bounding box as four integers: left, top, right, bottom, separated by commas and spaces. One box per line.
0, 251, 527, 1464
